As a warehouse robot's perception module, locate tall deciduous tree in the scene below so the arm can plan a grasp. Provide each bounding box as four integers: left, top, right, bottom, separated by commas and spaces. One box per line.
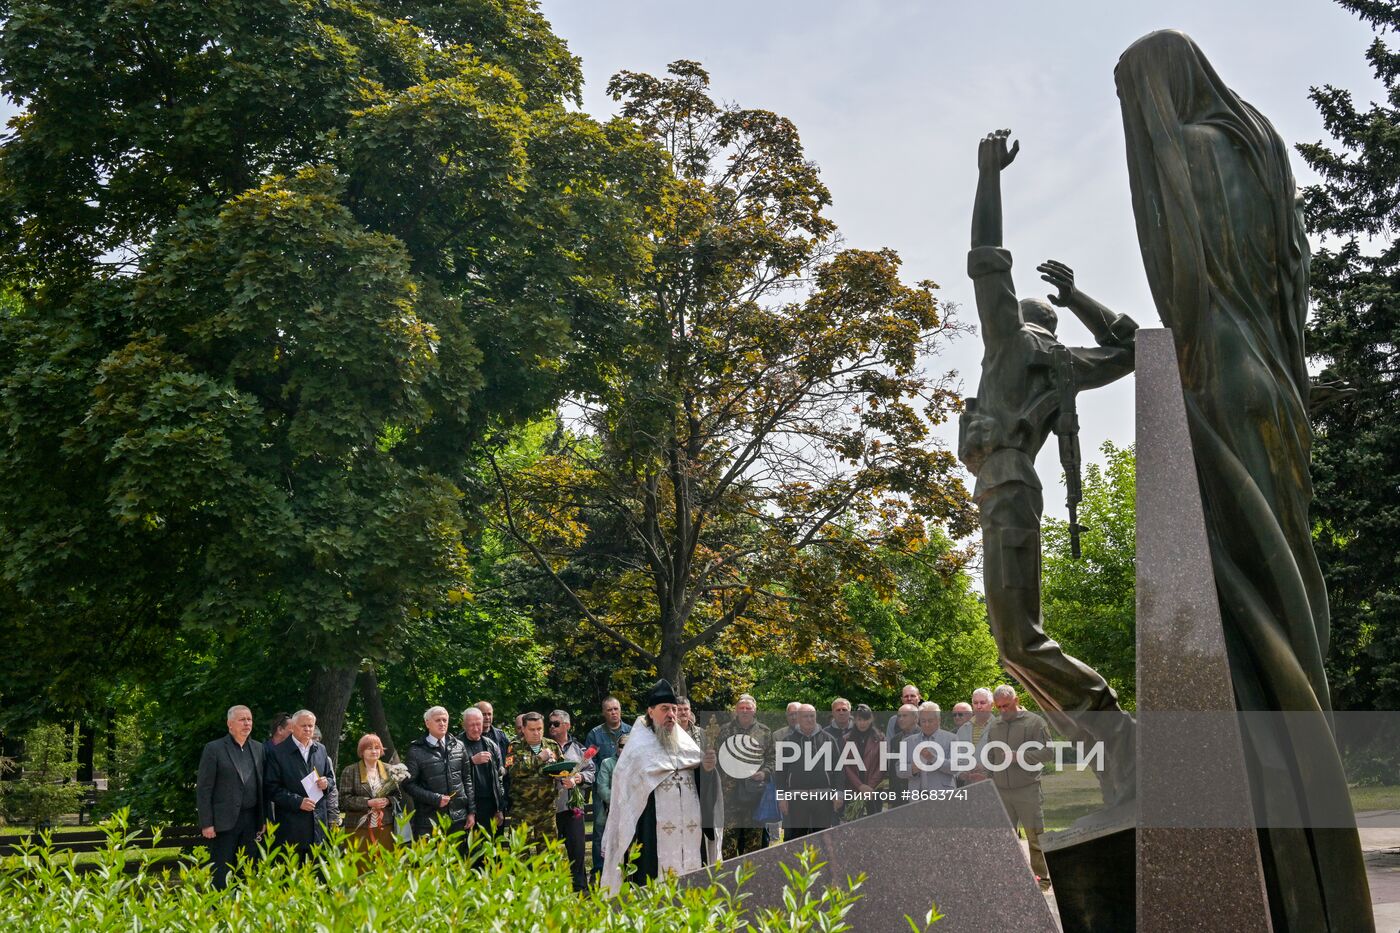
489, 62, 975, 691
0, 0, 663, 762
1297, 0, 1400, 712
1042, 442, 1136, 709
749, 536, 1003, 710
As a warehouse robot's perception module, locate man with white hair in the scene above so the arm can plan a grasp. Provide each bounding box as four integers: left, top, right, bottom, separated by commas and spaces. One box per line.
773, 700, 802, 744
196, 704, 267, 888
899, 702, 957, 793
955, 688, 998, 785
717, 693, 772, 857
601, 679, 721, 893
264, 709, 336, 859
980, 685, 1054, 890
402, 705, 475, 847
459, 707, 506, 838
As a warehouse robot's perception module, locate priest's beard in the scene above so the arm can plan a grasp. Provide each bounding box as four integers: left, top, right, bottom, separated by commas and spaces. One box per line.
655, 722, 681, 757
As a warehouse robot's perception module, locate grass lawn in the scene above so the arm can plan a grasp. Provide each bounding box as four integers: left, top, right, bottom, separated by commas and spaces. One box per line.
1041, 766, 1107, 832
0, 824, 95, 837
1346, 783, 1400, 813
1041, 767, 1400, 831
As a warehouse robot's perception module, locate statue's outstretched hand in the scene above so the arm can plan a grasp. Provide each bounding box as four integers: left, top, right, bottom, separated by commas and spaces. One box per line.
1037, 259, 1076, 307
978, 129, 1020, 173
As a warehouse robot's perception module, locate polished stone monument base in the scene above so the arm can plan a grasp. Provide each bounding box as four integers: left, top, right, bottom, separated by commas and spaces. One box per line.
1041, 802, 1135, 932
1135, 328, 1273, 932
681, 780, 1057, 932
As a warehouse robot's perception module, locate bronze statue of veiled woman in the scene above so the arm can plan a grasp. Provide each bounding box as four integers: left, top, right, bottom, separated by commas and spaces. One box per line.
1117, 30, 1373, 931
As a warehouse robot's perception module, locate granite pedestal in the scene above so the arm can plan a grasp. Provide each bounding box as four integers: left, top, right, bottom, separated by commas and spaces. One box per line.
1041, 802, 1134, 932
1135, 328, 1272, 932
681, 780, 1057, 932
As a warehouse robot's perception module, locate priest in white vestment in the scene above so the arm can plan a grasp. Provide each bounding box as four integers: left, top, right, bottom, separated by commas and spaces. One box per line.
601, 679, 722, 894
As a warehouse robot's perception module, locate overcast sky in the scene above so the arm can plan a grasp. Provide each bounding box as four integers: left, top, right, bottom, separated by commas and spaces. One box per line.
539, 0, 1384, 530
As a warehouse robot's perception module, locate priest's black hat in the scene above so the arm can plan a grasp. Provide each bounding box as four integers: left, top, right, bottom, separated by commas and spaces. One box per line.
642, 678, 678, 707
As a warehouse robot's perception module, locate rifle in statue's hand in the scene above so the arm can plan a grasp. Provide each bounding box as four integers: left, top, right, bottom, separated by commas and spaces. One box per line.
1051, 345, 1086, 559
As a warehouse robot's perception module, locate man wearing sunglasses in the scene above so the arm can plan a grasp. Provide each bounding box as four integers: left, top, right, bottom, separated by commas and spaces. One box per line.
548, 710, 595, 891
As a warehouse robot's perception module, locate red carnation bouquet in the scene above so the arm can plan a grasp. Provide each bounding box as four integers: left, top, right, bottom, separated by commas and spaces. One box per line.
563, 746, 598, 817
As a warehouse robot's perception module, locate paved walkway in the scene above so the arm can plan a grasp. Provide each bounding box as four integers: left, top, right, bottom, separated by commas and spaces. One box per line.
1359, 812, 1400, 932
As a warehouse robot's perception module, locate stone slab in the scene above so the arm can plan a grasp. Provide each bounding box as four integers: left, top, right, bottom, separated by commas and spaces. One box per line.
1042, 827, 1133, 932
1042, 803, 1135, 932
1135, 328, 1272, 932
682, 780, 1057, 932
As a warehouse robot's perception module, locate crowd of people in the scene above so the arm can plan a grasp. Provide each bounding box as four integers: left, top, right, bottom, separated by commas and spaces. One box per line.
196, 682, 1055, 893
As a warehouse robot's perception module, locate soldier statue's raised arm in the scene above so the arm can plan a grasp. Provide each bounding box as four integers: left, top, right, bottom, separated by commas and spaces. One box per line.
958, 129, 1137, 806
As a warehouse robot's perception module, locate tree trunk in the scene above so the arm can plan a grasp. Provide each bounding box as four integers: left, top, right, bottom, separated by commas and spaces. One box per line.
658, 652, 687, 697
357, 666, 397, 763
104, 708, 116, 782
75, 721, 94, 783
306, 665, 358, 770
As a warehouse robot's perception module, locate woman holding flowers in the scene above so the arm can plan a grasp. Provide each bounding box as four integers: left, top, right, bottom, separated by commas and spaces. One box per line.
339, 733, 405, 849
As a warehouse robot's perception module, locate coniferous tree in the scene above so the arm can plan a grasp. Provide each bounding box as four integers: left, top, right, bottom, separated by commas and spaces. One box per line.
1297, 0, 1400, 711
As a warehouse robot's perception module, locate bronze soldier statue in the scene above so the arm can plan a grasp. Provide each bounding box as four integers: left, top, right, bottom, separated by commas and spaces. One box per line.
959, 129, 1137, 805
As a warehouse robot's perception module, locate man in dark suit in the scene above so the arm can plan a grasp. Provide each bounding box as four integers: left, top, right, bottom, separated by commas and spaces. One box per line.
196, 704, 267, 888
264, 709, 337, 859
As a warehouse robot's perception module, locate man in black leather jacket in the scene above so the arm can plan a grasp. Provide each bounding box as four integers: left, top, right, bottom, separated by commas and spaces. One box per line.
459, 706, 508, 829
403, 705, 475, 849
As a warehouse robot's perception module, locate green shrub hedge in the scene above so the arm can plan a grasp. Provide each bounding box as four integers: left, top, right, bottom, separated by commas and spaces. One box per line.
0, 812, 893, 931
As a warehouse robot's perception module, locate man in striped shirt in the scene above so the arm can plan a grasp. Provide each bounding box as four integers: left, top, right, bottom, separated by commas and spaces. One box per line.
955, 687, 997, 785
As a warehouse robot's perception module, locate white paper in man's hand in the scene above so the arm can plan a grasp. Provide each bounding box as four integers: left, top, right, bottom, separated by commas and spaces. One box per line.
300, 769, 324, 804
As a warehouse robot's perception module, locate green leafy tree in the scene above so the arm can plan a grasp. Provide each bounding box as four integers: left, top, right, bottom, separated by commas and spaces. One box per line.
1041, 442, 1136, 709
1296, 0, 1400, 712
750, 537, 1003, 710
0, 1, 663, 761
489, 61, 975, 692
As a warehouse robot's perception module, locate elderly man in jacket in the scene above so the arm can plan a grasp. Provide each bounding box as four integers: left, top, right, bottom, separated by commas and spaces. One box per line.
717, 694, 773, 857
774, 704, 843, 841
460, 707, 507, 836
264, 709, 336, 860
548, 710, 595, 892
403, 705, 475, 851
196, 704, 267, 888
898, 702, 958, 795
978, 686, 1055, 890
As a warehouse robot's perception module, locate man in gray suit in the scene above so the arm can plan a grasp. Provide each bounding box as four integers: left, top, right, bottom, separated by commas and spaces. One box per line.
196, 704, 267, 888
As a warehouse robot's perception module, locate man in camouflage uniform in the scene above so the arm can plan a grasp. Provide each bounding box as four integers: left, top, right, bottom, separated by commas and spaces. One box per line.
507, 711, 563, 849
717, 693, 774, 858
